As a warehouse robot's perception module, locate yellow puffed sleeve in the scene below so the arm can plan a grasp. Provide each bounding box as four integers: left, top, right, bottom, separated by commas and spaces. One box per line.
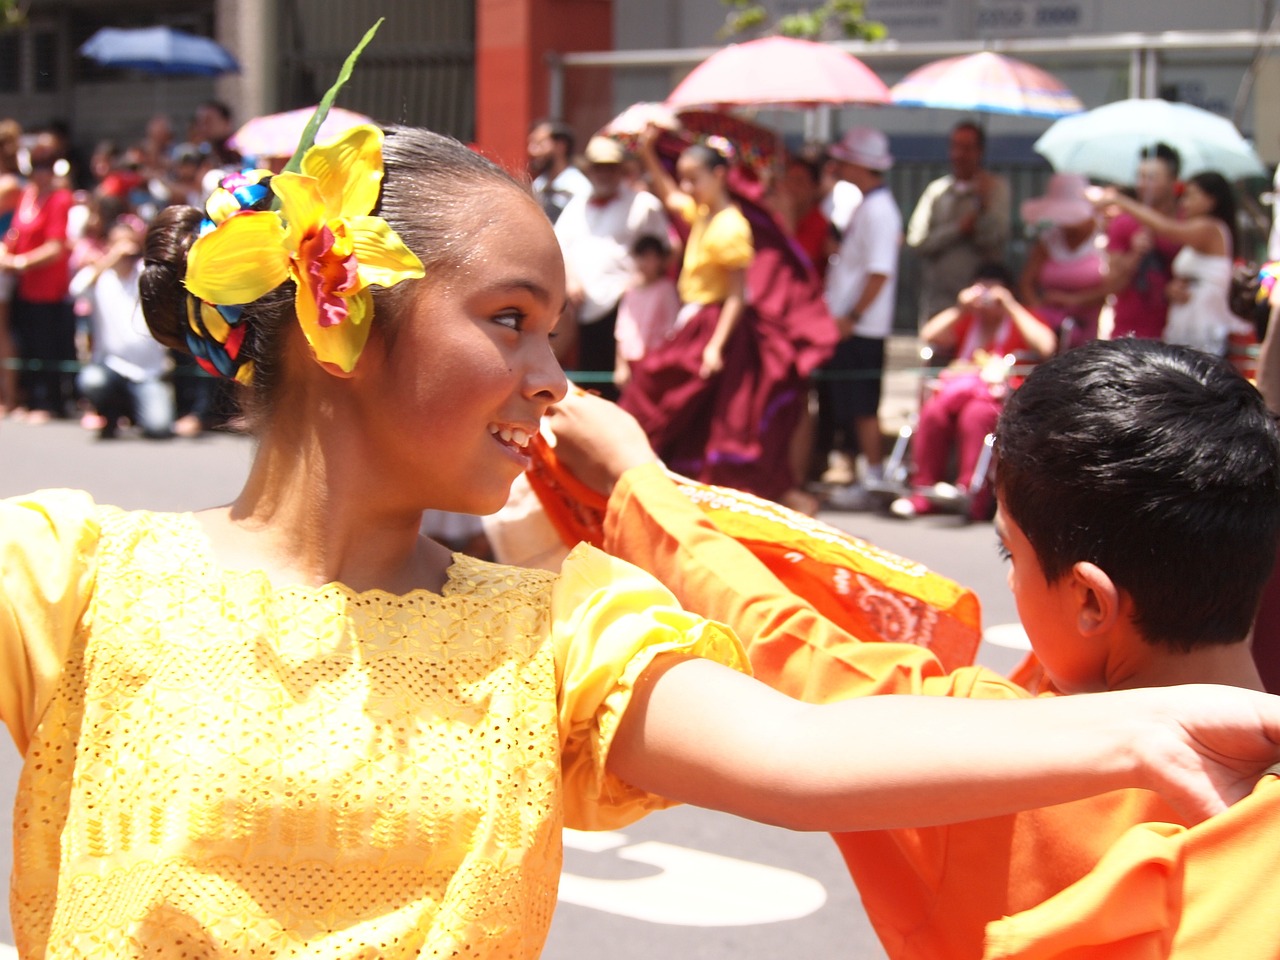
552, 542, 749, 830
0, 489, 100, 753
670, 193, 698, 227
700, 205, 754, 271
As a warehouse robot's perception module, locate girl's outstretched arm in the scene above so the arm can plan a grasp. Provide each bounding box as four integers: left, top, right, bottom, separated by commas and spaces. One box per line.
608, 656, 1280, 829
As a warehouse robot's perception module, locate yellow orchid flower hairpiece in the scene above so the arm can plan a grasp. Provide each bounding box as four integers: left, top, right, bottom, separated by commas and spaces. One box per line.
184, 124, 425, 374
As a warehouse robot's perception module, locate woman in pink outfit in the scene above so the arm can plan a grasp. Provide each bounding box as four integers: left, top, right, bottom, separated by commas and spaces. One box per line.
892, 264, 1056, 521
1018, 173, 1107, 347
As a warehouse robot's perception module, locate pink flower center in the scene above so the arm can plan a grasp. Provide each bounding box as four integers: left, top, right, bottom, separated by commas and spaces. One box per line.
300, 224, 360, 328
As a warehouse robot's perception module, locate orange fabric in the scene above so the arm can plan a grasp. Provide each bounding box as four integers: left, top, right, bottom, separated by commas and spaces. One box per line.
576, 462, 1182, 960
526, 438, 982, 674
983, 775, 1280, 960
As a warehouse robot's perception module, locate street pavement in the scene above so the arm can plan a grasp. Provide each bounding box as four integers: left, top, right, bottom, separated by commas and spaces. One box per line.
0, 417, 1024, 957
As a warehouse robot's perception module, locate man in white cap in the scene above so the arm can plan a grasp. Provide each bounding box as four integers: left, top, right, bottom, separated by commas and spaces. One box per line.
822, 127, 903, 511
554, 135, 667, 398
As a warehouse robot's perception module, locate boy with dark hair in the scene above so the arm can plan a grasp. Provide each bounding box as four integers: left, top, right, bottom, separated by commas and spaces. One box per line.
997, 338, 1279, 669
544, 337, 1280, 959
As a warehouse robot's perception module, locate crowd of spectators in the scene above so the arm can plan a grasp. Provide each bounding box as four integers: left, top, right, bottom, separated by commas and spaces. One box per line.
0, 102, 247, 438
531, 115, 1259, 523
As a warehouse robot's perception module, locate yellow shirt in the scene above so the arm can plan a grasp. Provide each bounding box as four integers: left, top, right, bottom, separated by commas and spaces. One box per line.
672, 194, 754, 306
0, 490, 747, 959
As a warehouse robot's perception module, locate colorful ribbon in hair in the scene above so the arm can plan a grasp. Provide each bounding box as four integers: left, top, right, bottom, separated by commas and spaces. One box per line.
184, 172, 275, 384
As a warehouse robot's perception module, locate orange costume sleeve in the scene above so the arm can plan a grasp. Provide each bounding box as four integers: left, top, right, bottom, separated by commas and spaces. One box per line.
582, 462, 1181, 960
983, 775, 1280, 960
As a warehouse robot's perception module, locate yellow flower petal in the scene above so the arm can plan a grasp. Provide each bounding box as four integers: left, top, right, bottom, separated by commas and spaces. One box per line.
301, 124, 384, 220
205, 188, 242, 225
185, 212, 289, 305
271, 172, 328, 253
348, 216, 425, 290
297, 288, 372, 373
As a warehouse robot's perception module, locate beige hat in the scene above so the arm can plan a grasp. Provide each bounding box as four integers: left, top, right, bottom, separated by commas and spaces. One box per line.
584, 136, 625, 165
1021, 173, 1095, 227
829, 127, 893, 172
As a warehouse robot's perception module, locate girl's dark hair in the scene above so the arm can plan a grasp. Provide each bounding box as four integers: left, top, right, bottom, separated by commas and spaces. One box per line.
1186, 170, 1238, 252
139, 126, 525, 428
631, 233, 669, 258
681, 142, 729, 172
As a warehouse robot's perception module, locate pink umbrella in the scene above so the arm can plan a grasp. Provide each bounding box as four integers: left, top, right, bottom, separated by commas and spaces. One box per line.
228, 106, 375, 160
665, 36, 890, 110
890, 51, 1082, 119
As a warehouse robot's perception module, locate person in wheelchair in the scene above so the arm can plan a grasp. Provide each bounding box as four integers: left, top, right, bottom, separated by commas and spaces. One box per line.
890, 263, 1056, 521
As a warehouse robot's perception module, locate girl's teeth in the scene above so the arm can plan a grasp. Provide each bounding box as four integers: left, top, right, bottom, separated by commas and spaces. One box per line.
499, 427, 513, 443
511, 428, 529, 447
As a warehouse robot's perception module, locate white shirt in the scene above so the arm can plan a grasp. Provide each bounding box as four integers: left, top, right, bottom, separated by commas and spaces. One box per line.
821, 179, 863, 235
554, 186, 668, 324
532, 165, 592, 222
72, 260, 169, 381
825, 185, 903, 339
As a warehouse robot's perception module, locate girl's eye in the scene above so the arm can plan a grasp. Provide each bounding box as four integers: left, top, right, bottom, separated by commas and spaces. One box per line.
493, 310, 525, 331
994, 539, 1012, 562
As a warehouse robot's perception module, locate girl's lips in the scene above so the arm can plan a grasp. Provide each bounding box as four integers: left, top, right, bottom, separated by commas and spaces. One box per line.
489, 423, 534, 470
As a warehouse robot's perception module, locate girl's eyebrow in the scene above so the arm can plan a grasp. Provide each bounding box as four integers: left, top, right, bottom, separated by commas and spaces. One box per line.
483, 277, 553, 303
479, 277, 568, 318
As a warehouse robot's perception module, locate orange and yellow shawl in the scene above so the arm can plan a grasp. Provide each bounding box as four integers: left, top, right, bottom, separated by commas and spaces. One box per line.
525, 434, 982, 676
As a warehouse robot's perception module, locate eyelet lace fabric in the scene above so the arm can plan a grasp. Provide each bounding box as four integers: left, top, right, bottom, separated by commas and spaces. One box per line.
1, 490, 747, 959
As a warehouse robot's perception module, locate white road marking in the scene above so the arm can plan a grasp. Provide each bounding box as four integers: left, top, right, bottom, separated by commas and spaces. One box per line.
561, 829, 828, 926
983, 621, 1032, 651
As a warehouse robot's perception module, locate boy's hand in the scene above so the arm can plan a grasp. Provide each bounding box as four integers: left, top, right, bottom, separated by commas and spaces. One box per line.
545, 391, 658, 497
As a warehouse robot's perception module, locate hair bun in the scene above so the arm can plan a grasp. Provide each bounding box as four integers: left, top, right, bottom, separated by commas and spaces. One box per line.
140, 205, 205, 353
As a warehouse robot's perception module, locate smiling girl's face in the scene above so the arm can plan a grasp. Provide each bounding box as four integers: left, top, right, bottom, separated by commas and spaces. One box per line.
351, 184, 569, 516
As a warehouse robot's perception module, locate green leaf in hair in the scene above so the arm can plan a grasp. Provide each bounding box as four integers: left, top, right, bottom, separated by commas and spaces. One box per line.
276, 18, 385, 189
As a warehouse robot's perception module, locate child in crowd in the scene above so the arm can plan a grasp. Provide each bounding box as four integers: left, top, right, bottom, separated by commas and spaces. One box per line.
546, 337, 1280, 960
71, 213, 174, 439
613, 232, 679, 389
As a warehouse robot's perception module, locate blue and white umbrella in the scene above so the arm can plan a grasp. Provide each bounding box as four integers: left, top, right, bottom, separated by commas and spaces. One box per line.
79, 26, 240, 77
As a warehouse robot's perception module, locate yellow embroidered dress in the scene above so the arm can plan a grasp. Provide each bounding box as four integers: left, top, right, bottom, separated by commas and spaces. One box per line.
0, 490, 747, 959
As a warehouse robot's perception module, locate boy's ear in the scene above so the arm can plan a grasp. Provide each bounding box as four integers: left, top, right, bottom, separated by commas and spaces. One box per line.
1070, 561, 1123, 636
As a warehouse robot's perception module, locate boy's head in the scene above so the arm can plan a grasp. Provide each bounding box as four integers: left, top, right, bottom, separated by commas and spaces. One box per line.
631, 233, 669, 283
995, 339, 1280, 684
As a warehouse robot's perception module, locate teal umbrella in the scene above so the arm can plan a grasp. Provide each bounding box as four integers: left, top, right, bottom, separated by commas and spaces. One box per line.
1034, 98, 1265, 185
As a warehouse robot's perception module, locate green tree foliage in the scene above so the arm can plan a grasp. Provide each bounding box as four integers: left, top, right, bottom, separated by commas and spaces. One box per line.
719, 0, 886, 41
2, 0, 27, 28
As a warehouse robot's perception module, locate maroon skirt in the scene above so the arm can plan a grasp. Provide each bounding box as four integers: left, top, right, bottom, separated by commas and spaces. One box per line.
620, 302, 829, 498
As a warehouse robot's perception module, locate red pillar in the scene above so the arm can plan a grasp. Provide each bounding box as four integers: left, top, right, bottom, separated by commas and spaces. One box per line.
475, 0, 613, 176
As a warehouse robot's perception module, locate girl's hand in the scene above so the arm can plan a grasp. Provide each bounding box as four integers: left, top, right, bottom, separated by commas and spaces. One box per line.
699, 341, 725, 379
544, 390, 658, 496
